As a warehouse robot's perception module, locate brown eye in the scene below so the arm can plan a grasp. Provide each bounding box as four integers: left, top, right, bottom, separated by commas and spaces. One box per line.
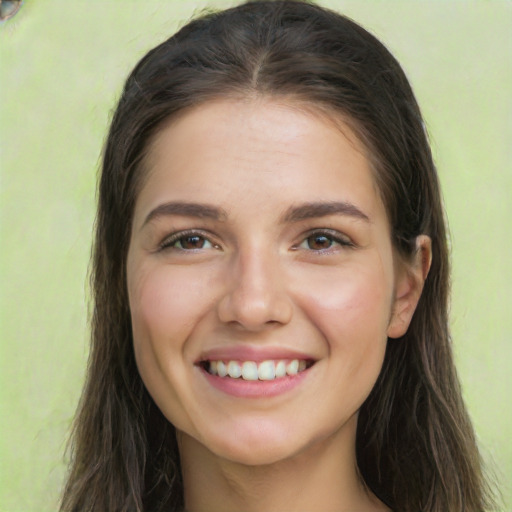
181, 235, 206, 249
160, 231, 217, 251
306, 234, 333, 250
175, 234, 214, 250
296, 230, 353, 252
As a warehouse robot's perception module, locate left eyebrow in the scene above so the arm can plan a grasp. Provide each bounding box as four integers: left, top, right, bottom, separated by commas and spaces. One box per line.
281, 201, 370, 223
141, 201, 228, 229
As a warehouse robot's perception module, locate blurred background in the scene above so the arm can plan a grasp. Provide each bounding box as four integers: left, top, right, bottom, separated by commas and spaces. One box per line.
1, 1, 510, 510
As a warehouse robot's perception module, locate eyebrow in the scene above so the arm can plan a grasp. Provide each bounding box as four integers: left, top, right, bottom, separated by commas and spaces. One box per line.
142, 200, 370, 229
281, 201, 370, 223
142, 201, 227, 228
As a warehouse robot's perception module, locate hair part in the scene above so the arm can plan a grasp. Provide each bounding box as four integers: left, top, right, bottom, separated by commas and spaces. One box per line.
61, 2, 496, 511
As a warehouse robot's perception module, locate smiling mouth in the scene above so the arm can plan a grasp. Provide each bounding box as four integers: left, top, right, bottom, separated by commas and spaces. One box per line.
199, 359, 315, 381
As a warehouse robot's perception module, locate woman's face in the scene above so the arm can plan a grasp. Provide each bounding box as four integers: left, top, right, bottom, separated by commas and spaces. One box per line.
127, 98, 415, 465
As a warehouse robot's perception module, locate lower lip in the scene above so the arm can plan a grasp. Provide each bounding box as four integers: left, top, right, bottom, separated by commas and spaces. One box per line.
199, 367, 311, 398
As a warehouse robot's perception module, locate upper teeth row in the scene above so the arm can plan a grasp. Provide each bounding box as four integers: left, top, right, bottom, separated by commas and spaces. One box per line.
207, 359, 308, 381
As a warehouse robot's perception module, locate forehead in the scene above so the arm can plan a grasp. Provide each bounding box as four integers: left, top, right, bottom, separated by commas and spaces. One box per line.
134, 97, 385, 226
148, 96, 368, 163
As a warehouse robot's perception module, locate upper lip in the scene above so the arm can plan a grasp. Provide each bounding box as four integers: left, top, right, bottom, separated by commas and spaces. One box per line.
196, 345, 316, 363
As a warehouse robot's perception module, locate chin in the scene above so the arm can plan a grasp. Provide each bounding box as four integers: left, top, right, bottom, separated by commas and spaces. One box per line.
188, 420, 293, 466
215, 441, 300, 467
204, 419, 330, 467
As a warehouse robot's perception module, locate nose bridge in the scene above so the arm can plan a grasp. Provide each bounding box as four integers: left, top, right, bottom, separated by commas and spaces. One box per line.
238, 245, 277, 302
218, 242, 292, 329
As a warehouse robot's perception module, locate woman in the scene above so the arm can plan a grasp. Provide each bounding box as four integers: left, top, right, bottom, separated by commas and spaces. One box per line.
60, 1, 495, 510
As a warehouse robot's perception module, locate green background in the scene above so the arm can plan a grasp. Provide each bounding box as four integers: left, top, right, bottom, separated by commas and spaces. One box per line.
1, 1, 511, 510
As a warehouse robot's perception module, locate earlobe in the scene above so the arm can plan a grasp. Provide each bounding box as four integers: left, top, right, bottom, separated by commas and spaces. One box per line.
387, 235, 432, 339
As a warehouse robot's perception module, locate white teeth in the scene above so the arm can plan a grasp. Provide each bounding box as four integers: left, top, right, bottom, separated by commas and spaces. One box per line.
206, 358, 311, 380
217, 361, 227, 377
286, 359, 299, 375
241, 361, 258, 381
227, 360, 242, 378
258, 360, 276, 381
275, 360, 286, 378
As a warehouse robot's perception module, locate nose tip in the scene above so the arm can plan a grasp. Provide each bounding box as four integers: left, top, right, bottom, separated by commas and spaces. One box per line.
218, 291, 293, 330
217, 256, 293, 330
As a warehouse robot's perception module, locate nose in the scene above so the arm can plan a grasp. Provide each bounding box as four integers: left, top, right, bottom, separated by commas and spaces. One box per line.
217, 249, 293, 331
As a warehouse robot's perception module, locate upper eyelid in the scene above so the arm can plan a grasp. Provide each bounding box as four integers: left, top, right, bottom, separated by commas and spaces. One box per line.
293, 229, 356, 252
158, 229, 219, 249
156, 227, 354, 250
300, 228, 353, 242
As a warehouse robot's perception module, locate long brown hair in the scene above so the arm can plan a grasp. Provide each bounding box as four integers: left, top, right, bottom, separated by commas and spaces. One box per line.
61, 1, 496, 510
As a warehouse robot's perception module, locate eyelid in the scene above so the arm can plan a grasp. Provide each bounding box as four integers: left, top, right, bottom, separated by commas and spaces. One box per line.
157, 228, 220, 252
293, 228, 355, 251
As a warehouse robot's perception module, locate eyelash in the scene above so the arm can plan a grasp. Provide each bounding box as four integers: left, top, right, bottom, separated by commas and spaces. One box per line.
158, 228, 354, 253
158, 229, 219, 252
293, 229, 355, 252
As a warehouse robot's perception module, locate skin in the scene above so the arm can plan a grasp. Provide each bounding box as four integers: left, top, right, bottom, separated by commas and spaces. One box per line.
127, 98, 431, 512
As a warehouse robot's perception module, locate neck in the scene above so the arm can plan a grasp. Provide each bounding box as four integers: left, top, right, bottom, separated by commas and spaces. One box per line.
179, 415, 389, 512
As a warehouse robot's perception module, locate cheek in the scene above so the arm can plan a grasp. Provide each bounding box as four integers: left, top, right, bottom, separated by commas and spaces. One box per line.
127, 263, 211, 406
296, 259, 392, 337
129, 264, 212, 353
127, 263, 218, 431
294, 261, 392, 399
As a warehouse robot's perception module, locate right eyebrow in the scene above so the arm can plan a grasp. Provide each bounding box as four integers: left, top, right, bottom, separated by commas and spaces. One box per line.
141, 201, 227, 229
281, 201, 370, 224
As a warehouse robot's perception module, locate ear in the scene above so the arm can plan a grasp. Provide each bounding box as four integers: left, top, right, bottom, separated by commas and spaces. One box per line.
387, 235, 432, 339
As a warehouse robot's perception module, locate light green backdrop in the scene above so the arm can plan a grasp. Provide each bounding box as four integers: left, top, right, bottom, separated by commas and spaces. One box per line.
1, 1, 511, 510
